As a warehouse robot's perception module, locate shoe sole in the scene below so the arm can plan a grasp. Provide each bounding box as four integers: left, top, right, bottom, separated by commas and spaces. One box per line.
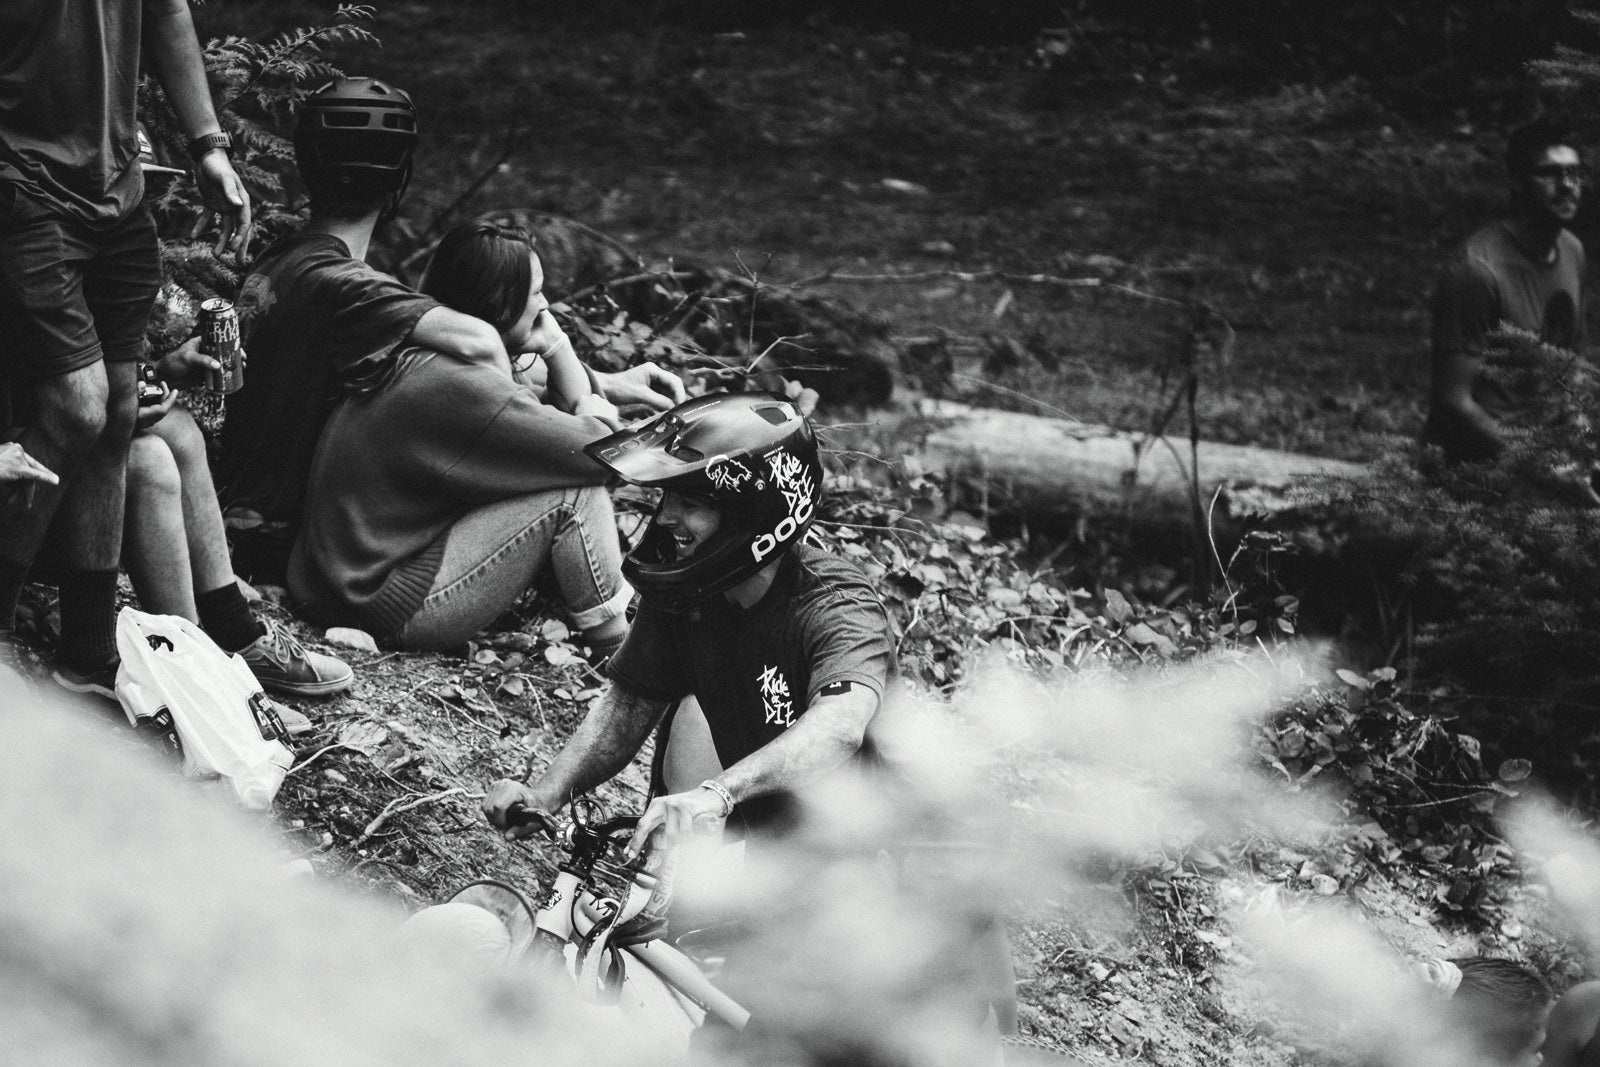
253, 669, 354, 698
51, 671, 118, 701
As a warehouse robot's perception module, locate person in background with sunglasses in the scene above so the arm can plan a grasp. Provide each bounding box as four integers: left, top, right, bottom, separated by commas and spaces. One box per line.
1425, 118, 1591, 486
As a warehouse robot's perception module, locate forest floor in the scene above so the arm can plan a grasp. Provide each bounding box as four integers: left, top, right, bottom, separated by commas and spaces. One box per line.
115, 2, 1586, 1064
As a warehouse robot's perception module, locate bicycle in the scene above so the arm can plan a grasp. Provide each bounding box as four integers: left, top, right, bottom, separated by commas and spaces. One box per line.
409, 798, 748, 1054
409, 798, 1076, 1065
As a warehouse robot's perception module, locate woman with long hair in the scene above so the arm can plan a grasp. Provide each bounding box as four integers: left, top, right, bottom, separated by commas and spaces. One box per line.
288, 222, 636, 658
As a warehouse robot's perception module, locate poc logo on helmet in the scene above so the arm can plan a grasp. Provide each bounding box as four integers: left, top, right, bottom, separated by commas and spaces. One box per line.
750, 448, 816, 563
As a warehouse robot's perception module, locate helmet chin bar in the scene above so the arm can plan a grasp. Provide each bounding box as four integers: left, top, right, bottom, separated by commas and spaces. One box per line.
623, 519, 774, 605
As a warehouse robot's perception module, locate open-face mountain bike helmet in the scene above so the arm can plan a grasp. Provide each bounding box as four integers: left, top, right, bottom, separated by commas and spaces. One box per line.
295, 77, 418, 221
585, 391, 822, 603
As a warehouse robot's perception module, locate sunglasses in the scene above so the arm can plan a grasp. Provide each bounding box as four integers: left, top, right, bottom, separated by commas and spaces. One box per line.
1529, 163, 1588, 184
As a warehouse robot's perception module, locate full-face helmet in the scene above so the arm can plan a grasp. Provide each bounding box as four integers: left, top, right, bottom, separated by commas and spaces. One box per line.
294, 77, 418, 220
585, 392, 822, 603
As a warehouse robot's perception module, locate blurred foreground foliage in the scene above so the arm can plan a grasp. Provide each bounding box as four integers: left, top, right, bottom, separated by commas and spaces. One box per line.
807, 464, 1533, 939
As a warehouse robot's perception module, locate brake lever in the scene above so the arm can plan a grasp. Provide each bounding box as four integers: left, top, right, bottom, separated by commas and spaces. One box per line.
506, 802, 560, 838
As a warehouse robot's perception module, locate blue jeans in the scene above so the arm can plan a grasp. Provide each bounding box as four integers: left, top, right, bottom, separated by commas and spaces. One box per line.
395, 485, 631, 651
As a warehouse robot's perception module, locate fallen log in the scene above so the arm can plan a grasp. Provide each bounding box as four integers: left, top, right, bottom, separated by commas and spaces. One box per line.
903, 399, 1367, 528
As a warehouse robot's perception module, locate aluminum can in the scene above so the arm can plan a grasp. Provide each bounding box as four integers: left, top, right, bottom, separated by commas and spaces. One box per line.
199, 297, 244, 394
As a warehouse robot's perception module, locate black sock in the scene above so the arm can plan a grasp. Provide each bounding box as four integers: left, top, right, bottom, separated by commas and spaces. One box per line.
196, 582, 264, 653
58, 568, 118, 672
586, 629, 627, 667
0, 558, 30, 628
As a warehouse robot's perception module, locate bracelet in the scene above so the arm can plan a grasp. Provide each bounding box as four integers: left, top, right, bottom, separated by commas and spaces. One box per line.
698, 779, 734, 818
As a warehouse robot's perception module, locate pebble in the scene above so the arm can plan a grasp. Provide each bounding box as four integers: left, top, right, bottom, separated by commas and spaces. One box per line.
324, 626, 379, 653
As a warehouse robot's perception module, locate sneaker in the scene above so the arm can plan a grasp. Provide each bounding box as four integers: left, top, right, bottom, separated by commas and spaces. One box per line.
239, 618, 353, 698
52, 656, 120, 702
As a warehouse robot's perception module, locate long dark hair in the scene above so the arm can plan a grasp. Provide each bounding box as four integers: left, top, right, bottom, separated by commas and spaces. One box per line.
420, 221, 536, 333
340, 221, 537, 397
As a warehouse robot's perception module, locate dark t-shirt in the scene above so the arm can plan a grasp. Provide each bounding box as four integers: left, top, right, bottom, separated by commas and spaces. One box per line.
607, 543, 895, 833
1427, 221, 1587, 460
218, 231, 439, 525
0, 0, 146, 224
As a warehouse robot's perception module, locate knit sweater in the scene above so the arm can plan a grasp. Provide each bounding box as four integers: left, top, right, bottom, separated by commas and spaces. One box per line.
288, 348, 615, 636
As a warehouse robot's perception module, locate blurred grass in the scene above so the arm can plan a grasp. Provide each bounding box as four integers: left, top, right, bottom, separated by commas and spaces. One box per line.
197, 0, 1540, 462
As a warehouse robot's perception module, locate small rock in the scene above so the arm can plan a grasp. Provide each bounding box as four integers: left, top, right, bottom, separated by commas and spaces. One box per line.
880, 177, 931, 197
325, 626, 379, 653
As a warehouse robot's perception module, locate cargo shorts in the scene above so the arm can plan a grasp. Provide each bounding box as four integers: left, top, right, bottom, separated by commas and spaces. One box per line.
0, 182, 160, 380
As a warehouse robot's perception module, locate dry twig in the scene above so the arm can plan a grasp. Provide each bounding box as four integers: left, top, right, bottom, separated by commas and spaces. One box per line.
356, 787, 477, 846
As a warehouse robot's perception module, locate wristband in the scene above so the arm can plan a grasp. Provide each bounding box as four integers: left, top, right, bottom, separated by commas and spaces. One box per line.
698, 779, 734, 818
186, 131, 233, 162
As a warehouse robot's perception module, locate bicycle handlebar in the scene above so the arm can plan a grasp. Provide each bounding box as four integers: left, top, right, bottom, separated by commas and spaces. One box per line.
505, 803, 561, 838
508, 801, 652, 875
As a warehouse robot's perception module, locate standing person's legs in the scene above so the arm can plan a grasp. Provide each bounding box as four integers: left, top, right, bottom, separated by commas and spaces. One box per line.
396, 485, 631, 652
0, 199, 157, 690
50, 359, 138, 682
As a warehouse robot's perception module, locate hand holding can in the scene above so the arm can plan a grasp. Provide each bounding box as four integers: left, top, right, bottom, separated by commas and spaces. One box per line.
199, 298, 244, 395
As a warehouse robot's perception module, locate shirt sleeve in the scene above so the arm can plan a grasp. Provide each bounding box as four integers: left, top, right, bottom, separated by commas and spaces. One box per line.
1577, 242, 1588, 348
800, 585, 894, 705
1430, 258, 1502, 364
607, 600, 694, 703
319, 258, 441, 378
438, 363, 616, 502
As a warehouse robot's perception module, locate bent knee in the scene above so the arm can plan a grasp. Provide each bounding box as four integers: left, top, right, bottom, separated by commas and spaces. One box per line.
150, 405, 206, 466
572, 483, 617, 516
40, 389, 111, 452
127, 435, 182, 501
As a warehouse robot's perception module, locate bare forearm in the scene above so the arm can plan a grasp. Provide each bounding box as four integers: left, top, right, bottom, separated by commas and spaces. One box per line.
543, 343, 594, 412
410, 307, 506, 364
525, 684, 668, 799
717, 689, 876, 805
1435, 394, 1504, 457
1432, 350, 1503, 456
145, 1, 222, 140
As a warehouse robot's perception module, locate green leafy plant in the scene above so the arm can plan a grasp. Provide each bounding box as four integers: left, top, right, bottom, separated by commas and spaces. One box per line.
139, 3, 379, 286
1280, 326, 1600, 795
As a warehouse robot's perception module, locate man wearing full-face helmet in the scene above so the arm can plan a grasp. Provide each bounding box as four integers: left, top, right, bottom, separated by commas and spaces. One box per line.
483, 391, 893, 845
482, 392, 1022, 1051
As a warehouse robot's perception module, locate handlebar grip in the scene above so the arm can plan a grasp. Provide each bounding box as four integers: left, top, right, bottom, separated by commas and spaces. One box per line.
506, 803, 559, 837
592, 814, 642, 839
